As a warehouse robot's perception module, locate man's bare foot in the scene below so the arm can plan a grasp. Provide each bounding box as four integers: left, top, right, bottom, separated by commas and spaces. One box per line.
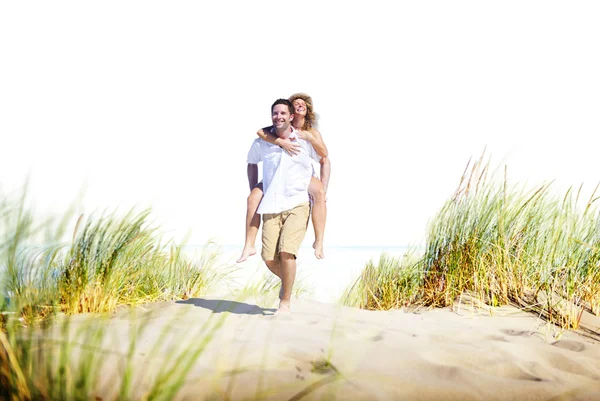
279, 285, 284, 300
274, 300, 291, 315
236, 246, 256, 263
313, 240, 325, 259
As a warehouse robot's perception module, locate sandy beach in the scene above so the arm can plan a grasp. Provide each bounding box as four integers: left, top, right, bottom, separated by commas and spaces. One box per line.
3, 2, 600, 401
44, 294, 600, 401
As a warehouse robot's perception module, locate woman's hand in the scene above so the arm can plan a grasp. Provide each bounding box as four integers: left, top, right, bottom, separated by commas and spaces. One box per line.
276, 137, 302, 156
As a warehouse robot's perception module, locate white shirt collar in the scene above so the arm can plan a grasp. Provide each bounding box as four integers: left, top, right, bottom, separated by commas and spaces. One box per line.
270, 126, 297, 140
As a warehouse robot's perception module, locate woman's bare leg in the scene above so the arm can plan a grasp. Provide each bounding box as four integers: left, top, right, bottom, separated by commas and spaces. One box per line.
308, 177, 326, 259
237, 183, 263, 263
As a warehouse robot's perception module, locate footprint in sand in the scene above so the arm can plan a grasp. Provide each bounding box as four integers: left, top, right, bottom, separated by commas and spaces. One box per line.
484, 334, 508, 342
551, 340, 585, 352
500, 329, 531, 337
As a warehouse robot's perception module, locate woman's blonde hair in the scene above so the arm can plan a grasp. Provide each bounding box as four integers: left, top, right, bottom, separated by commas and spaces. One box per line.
289, 92, 319, 131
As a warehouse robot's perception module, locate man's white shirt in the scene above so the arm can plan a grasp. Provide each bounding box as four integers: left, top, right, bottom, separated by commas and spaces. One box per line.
247, 129, 320, 215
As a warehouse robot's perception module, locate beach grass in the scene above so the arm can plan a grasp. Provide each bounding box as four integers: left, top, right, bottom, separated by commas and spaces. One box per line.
58, 209, 229, 315
2, 199, 229, 323
1, 186, 234, 399
345, 154, 600, 330
342, 252, 423, 310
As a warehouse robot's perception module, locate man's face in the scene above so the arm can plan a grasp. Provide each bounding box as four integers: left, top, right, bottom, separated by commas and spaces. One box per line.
292, 99, 307, 117
271, 104, 293, 130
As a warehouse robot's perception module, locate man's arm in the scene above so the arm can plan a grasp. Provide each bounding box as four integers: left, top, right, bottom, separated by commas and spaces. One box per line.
257, 127, 301, 156
246, 139, 261, 190
247, 163, 258, 191
319, 157, 331, 194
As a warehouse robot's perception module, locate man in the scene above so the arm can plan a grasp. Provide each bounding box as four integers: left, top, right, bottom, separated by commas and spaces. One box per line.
246, 98, 321, 314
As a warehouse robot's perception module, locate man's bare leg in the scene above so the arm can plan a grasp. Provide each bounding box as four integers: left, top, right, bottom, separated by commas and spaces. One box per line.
237, 185, 263, 263
308, 177, 326, 259
277, 252, 297, 314
265, 259, 285, 301
264, 259, 281, 279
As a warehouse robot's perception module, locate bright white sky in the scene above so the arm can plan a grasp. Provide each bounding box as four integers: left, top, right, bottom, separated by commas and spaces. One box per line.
1, 1, 599, 248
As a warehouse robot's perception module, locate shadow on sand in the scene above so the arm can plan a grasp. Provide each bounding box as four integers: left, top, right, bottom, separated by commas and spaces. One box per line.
176, 298, 276, 316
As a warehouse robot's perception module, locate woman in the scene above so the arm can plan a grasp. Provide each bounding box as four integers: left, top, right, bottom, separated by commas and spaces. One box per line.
237, 93, 330, 262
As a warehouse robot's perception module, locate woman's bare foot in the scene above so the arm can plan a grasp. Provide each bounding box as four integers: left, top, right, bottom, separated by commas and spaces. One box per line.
274, 300, 291, 315
313, 240, 325, 259
236, 246, 256, 263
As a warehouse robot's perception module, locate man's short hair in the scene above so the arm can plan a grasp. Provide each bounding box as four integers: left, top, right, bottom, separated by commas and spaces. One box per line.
271, 98, 295, 115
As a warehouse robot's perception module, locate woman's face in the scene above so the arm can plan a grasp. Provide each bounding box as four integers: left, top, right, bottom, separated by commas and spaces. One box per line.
292, 99, 307, 117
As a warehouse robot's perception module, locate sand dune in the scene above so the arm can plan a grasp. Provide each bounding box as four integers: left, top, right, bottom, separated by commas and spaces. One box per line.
48, 296, 600, 401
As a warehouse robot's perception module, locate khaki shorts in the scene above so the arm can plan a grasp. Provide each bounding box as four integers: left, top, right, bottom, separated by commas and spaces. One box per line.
261, 202, 310, 261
